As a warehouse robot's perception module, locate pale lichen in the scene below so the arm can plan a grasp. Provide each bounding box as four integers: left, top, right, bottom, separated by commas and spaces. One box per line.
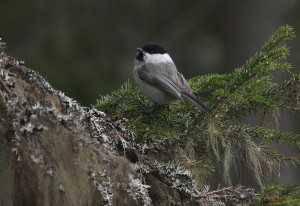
89, 170, 113, 206
127, 174, 152, 206
152, 160, 197, 194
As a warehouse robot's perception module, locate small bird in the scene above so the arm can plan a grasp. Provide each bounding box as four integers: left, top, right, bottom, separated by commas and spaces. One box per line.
133, 43, 208, 112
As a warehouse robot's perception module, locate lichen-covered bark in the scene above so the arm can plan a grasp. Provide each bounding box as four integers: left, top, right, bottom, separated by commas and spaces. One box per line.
0, 53, 148, 205
0, 50, 204, 206
0, 47, 257, 206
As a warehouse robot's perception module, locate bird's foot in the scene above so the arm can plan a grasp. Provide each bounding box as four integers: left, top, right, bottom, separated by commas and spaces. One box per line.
142, 103, 167, 115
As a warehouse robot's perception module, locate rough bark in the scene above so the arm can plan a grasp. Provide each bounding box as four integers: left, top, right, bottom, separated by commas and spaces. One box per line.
0, 48, 257, 206
0, 46, 205, 206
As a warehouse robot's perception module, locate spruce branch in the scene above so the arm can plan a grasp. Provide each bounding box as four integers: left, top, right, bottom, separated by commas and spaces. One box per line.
195, 185, 257, 206
258, 185, 300, 205
97, 25, 299, 188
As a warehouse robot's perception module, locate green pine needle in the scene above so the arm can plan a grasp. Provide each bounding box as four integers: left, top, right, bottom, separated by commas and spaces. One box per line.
96, 25, 299, 187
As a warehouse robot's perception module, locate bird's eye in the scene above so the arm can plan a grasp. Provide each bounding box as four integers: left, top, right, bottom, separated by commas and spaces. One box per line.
136, 50, 144, 62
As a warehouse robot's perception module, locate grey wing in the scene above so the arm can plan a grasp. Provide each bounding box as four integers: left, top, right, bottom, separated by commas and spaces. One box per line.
136, 64, 182, 99
176, 72, 193, 93
177, 72, 209, 111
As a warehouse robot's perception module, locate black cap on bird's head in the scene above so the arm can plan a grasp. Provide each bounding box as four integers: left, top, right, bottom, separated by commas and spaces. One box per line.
141, 44, 167, 54
136, 43, 167, 61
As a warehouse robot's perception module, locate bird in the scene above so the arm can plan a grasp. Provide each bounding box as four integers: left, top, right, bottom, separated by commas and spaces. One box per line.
133, 43, 208, 112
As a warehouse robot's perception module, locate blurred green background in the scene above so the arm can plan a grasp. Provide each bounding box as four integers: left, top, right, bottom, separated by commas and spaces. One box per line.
0, 0, 299, 185
1, 0, 299, 106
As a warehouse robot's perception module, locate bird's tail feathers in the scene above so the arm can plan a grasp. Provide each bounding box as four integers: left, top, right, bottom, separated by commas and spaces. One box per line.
181, 92, 209, 112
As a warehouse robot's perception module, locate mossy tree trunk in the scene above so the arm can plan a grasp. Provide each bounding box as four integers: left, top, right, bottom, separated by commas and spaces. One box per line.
1, 25, 298, 206
0, 46, 226, 206
0, 53, 191, 205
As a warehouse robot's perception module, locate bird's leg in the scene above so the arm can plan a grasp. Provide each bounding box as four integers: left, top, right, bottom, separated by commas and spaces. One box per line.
153, 103, 167, 112
196, 88, 216, 100
142, 102, 167, 115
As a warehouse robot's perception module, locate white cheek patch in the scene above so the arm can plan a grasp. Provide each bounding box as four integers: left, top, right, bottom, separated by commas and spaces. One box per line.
144, 53, 174, 64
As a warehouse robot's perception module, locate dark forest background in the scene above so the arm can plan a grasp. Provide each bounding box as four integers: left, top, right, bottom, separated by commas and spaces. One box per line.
1, 0, 299, 184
